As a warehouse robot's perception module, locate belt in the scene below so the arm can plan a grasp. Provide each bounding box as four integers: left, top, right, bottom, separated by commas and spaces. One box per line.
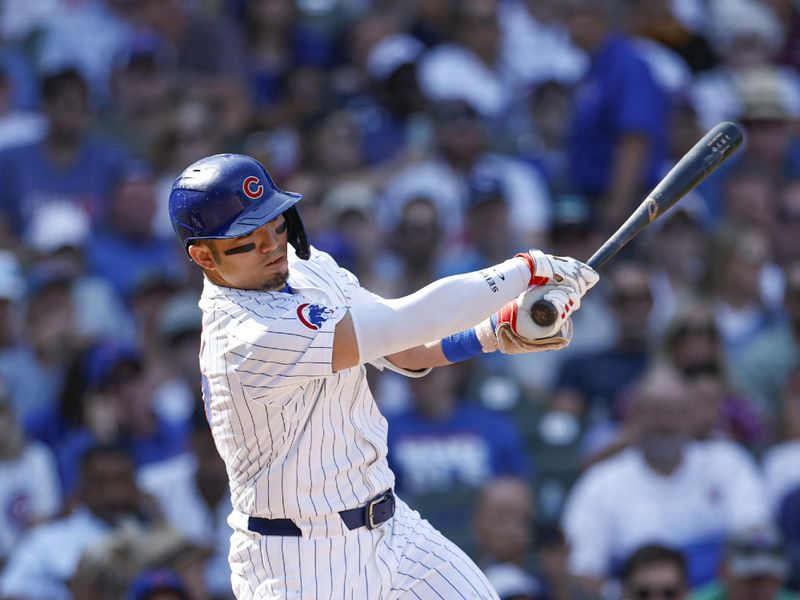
247, 490, 395, 537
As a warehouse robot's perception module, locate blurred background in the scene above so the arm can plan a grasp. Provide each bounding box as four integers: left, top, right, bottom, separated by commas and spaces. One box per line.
0, 0, 799, 598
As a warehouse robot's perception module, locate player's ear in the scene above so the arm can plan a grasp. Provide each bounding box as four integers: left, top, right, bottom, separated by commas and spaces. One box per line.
188, 242, 218, 270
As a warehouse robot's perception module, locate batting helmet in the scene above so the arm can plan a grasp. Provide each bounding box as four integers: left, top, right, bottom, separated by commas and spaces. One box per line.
169, 153, 309, 259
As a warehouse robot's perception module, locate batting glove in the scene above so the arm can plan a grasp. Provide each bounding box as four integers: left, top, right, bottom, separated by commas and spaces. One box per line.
474, 284, 581, 354
519, 250, 599, 295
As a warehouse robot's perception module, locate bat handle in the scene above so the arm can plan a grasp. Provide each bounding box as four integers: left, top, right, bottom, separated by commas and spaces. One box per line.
530, 255, 603, 328
531, 298, 558, 327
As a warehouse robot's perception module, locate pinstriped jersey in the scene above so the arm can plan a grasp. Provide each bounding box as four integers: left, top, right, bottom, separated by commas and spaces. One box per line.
198, 246, 396, 520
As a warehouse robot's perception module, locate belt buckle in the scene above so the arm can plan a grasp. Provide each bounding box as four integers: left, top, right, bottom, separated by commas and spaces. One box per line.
367, 491, 391, 529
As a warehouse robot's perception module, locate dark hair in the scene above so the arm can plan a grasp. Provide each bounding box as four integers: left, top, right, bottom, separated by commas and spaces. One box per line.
40, 67, 88, 103
621, 544, 688, 584
79, 443, 132, 474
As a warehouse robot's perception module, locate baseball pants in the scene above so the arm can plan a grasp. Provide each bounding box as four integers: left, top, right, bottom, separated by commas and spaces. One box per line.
228, 496, 500, 599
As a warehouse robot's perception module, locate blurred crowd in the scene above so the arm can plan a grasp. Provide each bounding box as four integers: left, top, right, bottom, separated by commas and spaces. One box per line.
1, 0, 800, 598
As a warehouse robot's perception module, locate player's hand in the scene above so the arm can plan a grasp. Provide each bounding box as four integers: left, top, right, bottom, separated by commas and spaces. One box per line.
475, 284, 580, 354
519, 250, 599, 295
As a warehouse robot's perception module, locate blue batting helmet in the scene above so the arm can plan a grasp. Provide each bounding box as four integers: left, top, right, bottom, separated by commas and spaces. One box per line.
169, 153, 309, 259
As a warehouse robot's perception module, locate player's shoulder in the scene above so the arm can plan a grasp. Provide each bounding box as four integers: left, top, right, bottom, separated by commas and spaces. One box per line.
296, 245, 342, 273
199, 281, 302, 339
291, 245, 360, 292
581, 448, 640, 484
691, 439, 757, 470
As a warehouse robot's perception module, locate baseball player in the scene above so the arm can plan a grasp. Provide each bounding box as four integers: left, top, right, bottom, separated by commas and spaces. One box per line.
168, 154, 598, 599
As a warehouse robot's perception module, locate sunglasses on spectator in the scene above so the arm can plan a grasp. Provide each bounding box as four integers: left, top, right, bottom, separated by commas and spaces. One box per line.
630, 586, 682, 600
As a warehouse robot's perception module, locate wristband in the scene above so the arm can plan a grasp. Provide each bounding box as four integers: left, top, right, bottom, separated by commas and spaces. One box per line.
441, 328, 486, 363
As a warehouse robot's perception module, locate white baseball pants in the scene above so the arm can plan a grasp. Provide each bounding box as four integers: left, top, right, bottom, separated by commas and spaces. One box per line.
228, 497, 500, 599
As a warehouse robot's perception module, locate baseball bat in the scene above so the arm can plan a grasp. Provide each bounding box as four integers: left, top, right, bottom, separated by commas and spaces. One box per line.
530, 120, 744, 327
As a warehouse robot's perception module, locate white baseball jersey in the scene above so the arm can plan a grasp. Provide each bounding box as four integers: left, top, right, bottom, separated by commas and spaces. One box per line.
198, 245, 499, 599
0, 441, 61, 560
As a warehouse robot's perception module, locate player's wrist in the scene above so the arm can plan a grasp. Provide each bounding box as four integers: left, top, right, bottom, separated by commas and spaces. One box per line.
440, 320, 498, 363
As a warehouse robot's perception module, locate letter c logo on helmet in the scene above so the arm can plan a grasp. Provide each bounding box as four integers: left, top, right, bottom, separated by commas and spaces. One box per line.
242, 176, 264, 199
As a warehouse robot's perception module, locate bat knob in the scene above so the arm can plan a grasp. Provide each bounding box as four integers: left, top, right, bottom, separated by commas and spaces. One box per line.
531, 298, 558, 327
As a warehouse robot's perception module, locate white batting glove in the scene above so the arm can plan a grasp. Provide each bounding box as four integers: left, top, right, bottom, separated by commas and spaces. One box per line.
519, 250, 599, 296
475, 284, 580, 354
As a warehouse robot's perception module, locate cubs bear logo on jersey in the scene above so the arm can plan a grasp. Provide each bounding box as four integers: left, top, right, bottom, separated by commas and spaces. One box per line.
296, 303, 333, 330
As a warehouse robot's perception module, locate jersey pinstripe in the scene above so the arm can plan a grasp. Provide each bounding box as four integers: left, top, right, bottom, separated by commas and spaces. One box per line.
199, 246, 395, 521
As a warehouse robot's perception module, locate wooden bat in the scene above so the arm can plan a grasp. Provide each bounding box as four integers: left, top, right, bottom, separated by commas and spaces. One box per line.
531, 121, 744, 327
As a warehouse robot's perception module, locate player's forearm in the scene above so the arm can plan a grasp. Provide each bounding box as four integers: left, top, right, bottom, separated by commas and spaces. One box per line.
385, 341, 451, 371
350, 257, 532, 365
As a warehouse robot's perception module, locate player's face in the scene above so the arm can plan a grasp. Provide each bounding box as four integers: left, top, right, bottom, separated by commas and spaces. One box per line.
205, 216, 290, 291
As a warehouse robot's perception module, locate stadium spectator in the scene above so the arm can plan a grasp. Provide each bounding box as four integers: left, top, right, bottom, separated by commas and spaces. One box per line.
706, 225, 783, 365
691, 0, 800, 131
763, 366, 800, 514
125, 569, 192, 600
0, 380, 60, 568
0, 66, 44, 153
472, 477, 541, 599
243, 0, 304, 110
0, 268, 83, 426
561, 0, 669, 233
25, 201, 135, 343
439, 165, 515, 275
0, 68, 128, 246
387, 364, 529, 552
151, 94, 224, 240
85, 159, 186, 299
138, 407, 233, 598
417, 0, 514, 121
690, 524, 799, 600
361, 33, 429, 165
379, 98, 551, 248
620, 544, 689, 600
499, 0, 586, 91
734, 258, 800, 426
149, 293, 202, 428
388, 363, 530, 495
71, 525, 212, 600
34, 0, 138, 105
380, 193, 443, 296
56, 341, 190, 493
661, 299, 767, 447
776, 179, 800, 265
561, 364, 769, 593
644, 204, 710, 334
0, 444, 156, 600
552, 259, 654, 431
138, 0, 250, 139
100, 33, 179, 170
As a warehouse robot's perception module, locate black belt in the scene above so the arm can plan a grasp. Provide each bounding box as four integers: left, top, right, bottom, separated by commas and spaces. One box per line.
247, 490, 395, 537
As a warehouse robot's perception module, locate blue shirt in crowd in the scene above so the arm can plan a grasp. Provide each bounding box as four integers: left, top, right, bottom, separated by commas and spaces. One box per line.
568, 35, 668, 196
387, 402, 531, 496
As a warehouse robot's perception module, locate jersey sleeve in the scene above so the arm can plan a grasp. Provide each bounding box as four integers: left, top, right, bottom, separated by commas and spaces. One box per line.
339, 266, 433, 379
227, 297, 348, 399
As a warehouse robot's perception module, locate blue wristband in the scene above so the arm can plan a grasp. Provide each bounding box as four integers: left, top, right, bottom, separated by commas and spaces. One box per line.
441, 327, 485, 363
